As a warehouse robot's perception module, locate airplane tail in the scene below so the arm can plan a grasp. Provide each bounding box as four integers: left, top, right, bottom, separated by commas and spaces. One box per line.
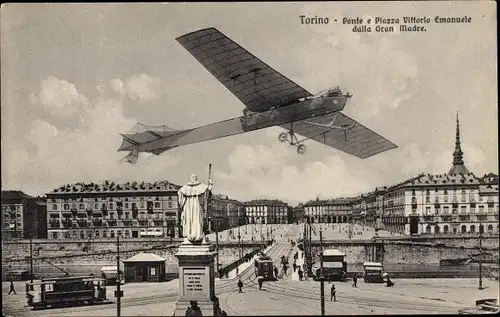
121, 149, 139, 164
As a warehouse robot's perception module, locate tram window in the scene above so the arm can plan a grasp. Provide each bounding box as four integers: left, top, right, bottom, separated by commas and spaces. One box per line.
45, 283, 54, 292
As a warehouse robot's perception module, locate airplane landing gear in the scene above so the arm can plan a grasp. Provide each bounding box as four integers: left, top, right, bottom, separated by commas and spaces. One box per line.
278, 132, 288, 142
297, 144, 306, 154
277, 130, 306, 154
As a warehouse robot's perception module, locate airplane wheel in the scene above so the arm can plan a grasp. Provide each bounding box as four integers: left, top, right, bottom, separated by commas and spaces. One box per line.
278, 132, 288, 142
297, 144, 306, 154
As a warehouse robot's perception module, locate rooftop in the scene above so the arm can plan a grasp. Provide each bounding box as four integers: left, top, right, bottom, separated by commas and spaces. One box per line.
1, 190, 34, 200
478, 184, 499, 194
244, 199, 288, 206
123, 252, 166, 263
303, 197, 355, 206
49, 180, 181, 194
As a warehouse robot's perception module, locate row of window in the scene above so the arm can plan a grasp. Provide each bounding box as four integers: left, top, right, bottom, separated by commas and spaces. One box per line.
57, 196, 175, 203
48, 212, 177, 220
49, 227, 176, 239
423, 223, 498, 234
423, 205, 498, 215
414, 195, 495, 204
51, 201, 178, 211
245, 207, 287, 212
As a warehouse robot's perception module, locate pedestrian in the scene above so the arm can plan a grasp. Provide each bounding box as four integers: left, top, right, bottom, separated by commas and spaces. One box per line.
352, 275, 358, 288
293, 262, 297, 272
8, 278, 16, 295
274, 266, 279, 279
237, 279, 243, 293
330, 284, 336, 301
298, 268, 303, 281
386, 277, 394, 287
257, 276, 264, 290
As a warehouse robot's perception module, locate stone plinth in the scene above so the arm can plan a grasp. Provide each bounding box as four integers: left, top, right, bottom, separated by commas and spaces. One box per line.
174, 240, 218, 316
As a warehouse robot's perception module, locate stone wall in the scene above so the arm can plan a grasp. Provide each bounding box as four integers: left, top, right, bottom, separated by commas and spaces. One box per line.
365, 234, 499, 249
311, 240, 499, 265
2, 239, 261, 266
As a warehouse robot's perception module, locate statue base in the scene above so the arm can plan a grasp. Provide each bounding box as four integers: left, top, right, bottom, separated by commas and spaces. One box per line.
174, 241, 218, 316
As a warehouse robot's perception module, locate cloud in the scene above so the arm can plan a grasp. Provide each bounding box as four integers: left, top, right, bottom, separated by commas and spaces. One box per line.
216, 143, 375, 203
28, 76, 91, 131
110, 74, 164, 102
2, 77, 179, 196
110, 78, 125, 96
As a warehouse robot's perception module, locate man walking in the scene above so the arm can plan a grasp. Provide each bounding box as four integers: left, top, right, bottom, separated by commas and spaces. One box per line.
257, 275, 264, 290
330, 284, 337, 302
352, 275, 358, 288
237, 279, 243, 293
8, 278, 16, 295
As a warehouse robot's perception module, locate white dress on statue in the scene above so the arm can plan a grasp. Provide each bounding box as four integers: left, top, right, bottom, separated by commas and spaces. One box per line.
178, 181, 210, 243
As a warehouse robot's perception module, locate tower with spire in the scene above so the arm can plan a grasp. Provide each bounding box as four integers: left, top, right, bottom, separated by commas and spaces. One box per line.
448, 112, 470, 175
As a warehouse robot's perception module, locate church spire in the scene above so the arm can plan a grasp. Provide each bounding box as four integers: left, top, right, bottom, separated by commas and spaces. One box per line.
453, 112, 464, 165
448, 111, 469, 175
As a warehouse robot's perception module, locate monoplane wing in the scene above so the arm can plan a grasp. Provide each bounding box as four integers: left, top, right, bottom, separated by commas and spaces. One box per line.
176, 27, 312, 112
281, 112, 397, 159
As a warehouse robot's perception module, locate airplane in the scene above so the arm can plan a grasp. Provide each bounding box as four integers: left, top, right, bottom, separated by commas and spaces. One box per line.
118, 27, 397, 163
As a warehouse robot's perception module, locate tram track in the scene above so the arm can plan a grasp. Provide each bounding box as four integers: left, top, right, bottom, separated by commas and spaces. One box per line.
13, 233, 295, 316
242, 273, 461, 314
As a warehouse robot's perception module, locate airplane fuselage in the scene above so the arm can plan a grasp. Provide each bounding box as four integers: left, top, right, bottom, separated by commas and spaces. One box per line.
135, 95, 348, 153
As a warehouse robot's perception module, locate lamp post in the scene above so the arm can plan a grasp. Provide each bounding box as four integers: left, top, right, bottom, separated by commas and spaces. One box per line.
319, 227, 325, 316
115, 235, 122, 317
238, 221, 242, 259
215, 218, 220, 273
479, 223, 483, 290
29, 229, 34, 283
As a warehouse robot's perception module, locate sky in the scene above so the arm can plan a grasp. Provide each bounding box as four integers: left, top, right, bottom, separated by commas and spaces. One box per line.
1, 2, 497, 205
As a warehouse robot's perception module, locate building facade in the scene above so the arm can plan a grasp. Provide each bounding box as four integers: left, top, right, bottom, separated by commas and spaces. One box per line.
1, 191, 47, 239
205, 194, 246, 233
46, 180, 181, 240
245, 199, 290, 224
297, 113, 499, 236
303, 197, 354, 224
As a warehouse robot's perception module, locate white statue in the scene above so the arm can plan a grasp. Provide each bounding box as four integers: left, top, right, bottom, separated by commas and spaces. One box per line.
178, 174, 212, 243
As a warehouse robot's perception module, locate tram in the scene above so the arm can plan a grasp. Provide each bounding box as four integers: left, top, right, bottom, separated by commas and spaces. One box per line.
254, 253, 276, 281
25, 276, 111, 309
312, 249, 348, 282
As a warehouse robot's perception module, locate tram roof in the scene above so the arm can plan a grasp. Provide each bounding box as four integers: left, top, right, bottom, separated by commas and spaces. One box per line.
35, 276, 106, 284
363, 262, 383, 267
322, 249, 345, 256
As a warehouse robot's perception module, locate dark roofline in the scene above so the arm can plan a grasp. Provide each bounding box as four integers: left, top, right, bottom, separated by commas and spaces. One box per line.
244, 199, 288, 206
1, 190, 34, 200
48, 180, 181, 195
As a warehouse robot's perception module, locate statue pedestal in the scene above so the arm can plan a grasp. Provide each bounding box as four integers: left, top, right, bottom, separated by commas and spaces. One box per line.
174, 240, 218, 316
